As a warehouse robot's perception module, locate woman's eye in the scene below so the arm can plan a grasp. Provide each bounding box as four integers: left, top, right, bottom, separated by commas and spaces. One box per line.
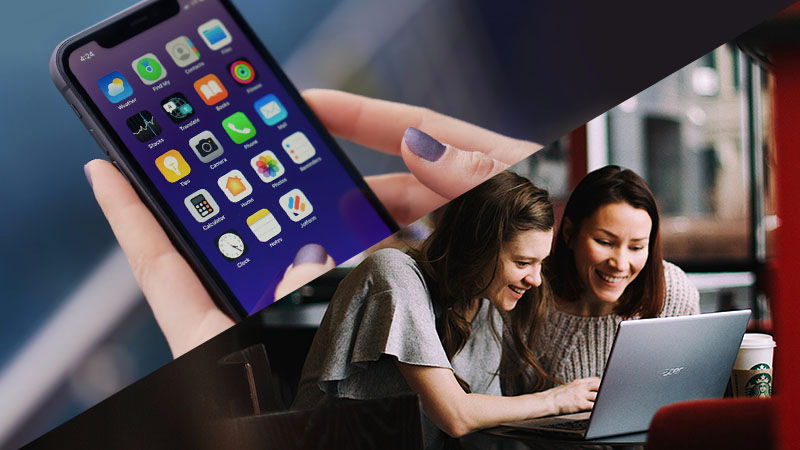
516, 261, 530, 267
630, 246, 645, 251
595, 239, 612, 246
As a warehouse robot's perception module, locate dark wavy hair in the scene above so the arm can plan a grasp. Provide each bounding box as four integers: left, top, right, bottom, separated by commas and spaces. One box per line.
548, 165, 665, 318
410, 170, 556, 392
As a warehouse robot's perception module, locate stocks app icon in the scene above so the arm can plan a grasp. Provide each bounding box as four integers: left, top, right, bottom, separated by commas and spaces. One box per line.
126, 110, 162, 142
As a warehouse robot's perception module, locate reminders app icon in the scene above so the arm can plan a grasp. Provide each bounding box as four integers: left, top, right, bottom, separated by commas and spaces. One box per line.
98, 71, 133, 103
282, 132, 316, 164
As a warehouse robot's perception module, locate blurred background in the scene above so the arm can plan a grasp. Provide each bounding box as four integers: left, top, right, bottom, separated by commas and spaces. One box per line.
0, 0, 782, 448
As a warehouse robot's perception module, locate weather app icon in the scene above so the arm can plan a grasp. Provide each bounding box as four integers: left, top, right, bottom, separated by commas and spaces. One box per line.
98, 71, 133, 103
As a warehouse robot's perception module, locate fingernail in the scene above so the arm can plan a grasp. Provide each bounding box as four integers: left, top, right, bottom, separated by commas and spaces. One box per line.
404, 127, 445, 162
84, 163, 93, 189
293, 243, 328, 266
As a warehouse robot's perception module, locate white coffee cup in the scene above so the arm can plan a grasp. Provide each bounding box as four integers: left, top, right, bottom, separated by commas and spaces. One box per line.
730, 333, 775, 398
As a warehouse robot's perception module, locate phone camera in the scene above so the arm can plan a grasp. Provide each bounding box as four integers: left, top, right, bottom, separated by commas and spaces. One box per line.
195, 137, 219, 156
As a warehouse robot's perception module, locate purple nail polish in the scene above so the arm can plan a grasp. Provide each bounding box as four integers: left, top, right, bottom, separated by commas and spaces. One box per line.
404, 127, 445, 162
84, 164, 93, 188
293, 243, 328, 266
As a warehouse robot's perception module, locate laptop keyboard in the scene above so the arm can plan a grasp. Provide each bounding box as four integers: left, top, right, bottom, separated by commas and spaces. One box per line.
540, 418, 590, 432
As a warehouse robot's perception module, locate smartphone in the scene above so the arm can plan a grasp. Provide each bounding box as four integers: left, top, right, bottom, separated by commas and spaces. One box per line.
50, 0, 397, 320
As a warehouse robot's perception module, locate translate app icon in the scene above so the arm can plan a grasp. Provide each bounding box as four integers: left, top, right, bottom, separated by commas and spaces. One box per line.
98, 71, 133, 103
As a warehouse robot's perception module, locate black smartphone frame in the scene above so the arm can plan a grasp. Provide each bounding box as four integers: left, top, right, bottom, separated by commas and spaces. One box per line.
50, 0, 398, 321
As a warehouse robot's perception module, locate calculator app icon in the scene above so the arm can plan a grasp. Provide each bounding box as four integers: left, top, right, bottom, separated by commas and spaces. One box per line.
184, 189, 220, 223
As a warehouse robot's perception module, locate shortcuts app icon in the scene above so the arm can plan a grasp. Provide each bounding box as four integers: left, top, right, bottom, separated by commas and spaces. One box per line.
98, 71, 133, 103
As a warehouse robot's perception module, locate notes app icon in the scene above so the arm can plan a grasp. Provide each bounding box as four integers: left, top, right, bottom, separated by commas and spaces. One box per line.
247, 209, 281, 242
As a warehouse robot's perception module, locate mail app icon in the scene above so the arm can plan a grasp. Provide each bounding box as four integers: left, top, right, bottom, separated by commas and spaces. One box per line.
254, 94, 288, 126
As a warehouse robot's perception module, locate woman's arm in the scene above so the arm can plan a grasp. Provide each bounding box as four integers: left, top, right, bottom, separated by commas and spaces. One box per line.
397, 361, 599, 438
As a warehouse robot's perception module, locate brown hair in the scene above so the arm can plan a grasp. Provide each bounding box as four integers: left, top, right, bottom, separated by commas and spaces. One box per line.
548, 165, 665, 318
410, 170, 556, 392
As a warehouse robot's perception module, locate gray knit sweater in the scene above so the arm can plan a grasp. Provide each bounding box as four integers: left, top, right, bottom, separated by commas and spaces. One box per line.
538, 261, 700, 385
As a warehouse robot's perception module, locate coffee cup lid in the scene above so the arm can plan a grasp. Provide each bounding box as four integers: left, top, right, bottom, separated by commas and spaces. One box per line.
740, 333, 775, 349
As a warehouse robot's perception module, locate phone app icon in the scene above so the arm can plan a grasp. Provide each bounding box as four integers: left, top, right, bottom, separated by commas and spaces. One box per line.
217, 169, 253, 202
254, 94, 287, 126
131, 53, 167, 85
193, 73, 228, 105
198, 19, 232, 51
155, 149, 191, 183
279, 188, 313, 222
222, 112, 256, 144
216, 230, 247, 261
188, 130, 224, 163
160, 92, 195, 124
282, 131, 316, 164
184, 188, 220, 223
247, 209, 281, 242
165, 36, 200, 67
250, 150, 285, 182
126, 110, 162, 142
98, 71, 133, 103
228, 58, 257, 85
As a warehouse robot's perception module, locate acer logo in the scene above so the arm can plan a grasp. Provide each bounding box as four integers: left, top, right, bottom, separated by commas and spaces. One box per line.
662, 367, 685, 376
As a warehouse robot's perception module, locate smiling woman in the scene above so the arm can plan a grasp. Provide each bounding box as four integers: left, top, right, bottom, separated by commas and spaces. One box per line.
292, 171, 600, 449
531, 165, 700, 386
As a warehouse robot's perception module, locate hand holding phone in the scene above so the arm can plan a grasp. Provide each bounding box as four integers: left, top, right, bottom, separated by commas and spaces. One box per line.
84, 89, 539, 356
52, 0, 400, 320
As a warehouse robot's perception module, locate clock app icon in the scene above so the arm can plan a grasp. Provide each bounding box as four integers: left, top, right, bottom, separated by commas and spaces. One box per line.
215, 230, 247, 261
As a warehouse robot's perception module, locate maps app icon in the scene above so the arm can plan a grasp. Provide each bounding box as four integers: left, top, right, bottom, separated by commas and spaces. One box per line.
98, 71, 133, 103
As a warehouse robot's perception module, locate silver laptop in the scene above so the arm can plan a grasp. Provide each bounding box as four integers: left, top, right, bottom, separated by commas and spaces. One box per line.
500, 310, 750, 440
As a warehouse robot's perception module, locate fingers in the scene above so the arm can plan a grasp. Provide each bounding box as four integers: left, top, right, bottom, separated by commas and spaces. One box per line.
302, 89, 541, 164
364, 173, 449, 226
274, 244, 336, 300
85, 159, 233, 357
400, 128, 514, 199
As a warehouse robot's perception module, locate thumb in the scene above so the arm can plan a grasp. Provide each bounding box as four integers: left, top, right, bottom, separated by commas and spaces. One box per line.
400, 127, 509, 199
274, 244, 336, 301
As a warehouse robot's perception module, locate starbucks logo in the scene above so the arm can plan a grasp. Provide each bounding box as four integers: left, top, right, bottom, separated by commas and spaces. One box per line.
745, 372, 772, 397
751, 363, 770, 370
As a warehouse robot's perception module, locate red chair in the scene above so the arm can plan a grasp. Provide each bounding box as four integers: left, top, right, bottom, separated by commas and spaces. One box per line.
647, 398, 775, 450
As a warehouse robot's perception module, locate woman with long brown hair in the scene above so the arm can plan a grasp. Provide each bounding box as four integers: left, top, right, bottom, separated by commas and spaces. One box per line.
536, 165, 700, 385
293, 171, 599, 448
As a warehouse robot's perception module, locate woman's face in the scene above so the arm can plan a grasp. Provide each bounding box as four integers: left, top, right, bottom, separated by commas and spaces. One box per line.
567, 202, 652, 314
484, 228, 554, 312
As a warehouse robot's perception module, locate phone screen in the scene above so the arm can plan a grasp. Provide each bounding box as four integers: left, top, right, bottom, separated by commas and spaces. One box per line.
64, 0, 395, 316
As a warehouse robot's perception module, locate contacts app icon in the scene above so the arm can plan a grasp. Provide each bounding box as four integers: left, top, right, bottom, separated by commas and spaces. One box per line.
98, 71, 133, 103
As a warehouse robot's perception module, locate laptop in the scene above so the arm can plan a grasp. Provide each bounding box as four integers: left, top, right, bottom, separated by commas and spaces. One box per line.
499, 310, 750, 440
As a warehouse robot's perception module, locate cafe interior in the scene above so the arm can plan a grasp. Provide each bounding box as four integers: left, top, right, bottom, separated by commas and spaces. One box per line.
2, 1, 800, 448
